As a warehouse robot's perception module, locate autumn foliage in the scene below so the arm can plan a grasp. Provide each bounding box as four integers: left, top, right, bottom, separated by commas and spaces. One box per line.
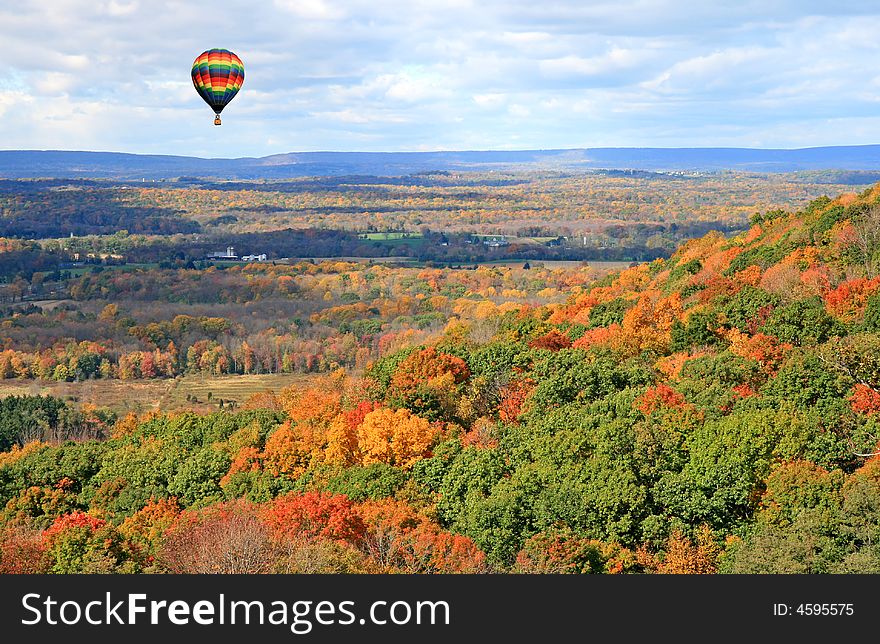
824, 277, 880, 320
850, 384, 880, 416
263, 492, 366, 544
634, 384, 687, 415
358, 499, 486, 573
498, 379, 534, 424
5, 183, 880, 576
515, 531, 639, 574
654, 527, 719, 574
357, 407, 440, 468
0, 524, 46, 574
528, 329, 572, 351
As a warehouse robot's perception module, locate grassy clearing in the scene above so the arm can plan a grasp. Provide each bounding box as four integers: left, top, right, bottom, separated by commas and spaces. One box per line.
0, 373, 309, 415
0, 379, 174, 414
528, 237, 561, 243
160, 373, 309, 411
25, 299, 75, 311
359, 232, 423, 241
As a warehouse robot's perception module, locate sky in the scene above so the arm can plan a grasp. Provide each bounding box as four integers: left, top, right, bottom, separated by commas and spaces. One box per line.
1, 0, 880, 157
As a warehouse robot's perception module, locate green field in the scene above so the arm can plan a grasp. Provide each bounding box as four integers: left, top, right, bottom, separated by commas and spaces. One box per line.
358, 232, 424, 244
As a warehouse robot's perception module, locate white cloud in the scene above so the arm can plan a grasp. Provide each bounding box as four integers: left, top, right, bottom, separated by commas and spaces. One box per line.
382, 72, 449, 103
105, 1, 139, 17
310, 108, 371, 124
0, 90, 32, 119
540, 48, 655, 80
273, 0, 346, 20
651, 46, 773, 90
473, 93, 506, 108
31, 72, 77, 95
1, 1, 880, 154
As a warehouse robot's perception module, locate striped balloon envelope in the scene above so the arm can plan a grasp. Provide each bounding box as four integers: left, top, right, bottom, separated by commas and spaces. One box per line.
191, 48, 244, 125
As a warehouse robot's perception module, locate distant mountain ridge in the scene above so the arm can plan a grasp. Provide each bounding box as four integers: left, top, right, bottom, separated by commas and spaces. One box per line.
2, 145, 880, 179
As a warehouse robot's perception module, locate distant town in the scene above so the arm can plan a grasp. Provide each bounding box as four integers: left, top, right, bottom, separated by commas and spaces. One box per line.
204, 247, 268, 262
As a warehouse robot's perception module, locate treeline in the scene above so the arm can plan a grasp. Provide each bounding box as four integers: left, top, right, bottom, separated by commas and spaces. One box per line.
0, 181, 199, 237
0, 239, 62, 281
0, 395, 113, 451
0, 171, 864, 251
0, 337, 365, 381
0, 261, 600, 381
0, 227, 661, 285
126, 170, 860, 235
79, 228, 673, 265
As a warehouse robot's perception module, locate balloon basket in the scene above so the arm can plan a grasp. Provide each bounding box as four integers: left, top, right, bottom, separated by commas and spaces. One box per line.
214, 115, 222, 126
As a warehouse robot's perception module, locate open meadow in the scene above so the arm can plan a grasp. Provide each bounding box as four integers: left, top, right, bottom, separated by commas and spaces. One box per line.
0, 373, 308, 414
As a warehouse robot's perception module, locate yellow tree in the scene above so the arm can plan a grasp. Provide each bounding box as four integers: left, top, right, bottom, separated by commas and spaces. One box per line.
357, 408, 439, 468
657, 526, 719, 574
616, 291, 683, 354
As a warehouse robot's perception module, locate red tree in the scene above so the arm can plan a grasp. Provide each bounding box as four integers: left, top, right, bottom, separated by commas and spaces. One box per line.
528, 329, 572, 351
262, 492, 366, 545
634, 384, 687, 415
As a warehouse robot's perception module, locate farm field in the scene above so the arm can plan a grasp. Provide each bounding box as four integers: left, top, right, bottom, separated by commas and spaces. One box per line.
0, 373, 309, 414
158, 373, 311, 411
0, 378, 172, 414
358, 232, 424, 242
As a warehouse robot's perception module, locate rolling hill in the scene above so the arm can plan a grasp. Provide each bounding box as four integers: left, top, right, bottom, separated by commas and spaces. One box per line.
2, 145, 880, 179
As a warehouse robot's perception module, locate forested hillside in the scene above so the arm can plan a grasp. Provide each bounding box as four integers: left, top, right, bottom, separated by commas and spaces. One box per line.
1, 184, 879, 574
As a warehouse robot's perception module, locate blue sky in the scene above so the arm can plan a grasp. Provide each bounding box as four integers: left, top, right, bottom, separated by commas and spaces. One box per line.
1, 0, 879, 157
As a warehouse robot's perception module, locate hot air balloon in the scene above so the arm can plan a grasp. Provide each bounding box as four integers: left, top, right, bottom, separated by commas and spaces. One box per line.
191, 48, 244, 125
